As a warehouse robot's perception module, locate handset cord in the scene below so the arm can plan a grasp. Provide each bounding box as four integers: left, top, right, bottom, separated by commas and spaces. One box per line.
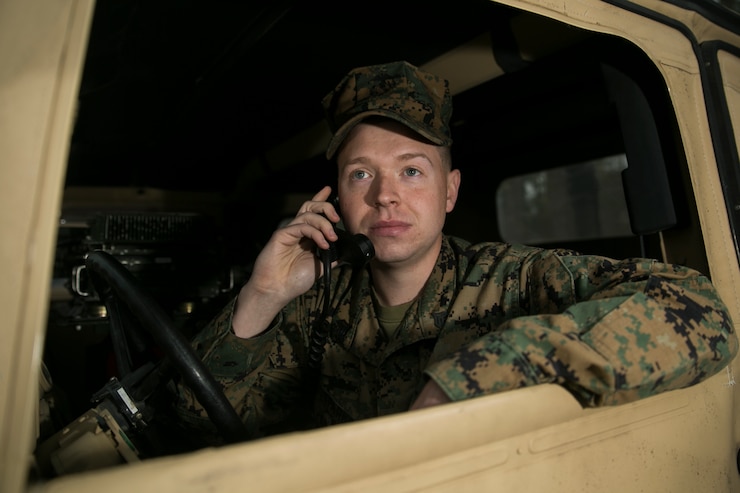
307, 250, 333, 370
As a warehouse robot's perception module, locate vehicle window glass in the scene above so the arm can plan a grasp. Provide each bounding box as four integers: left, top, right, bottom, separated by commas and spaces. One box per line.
496, 154, 632, 244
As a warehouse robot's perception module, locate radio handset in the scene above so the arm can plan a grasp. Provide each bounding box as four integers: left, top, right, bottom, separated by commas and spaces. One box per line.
308, 216, 374, 369
323, 222, 375, 267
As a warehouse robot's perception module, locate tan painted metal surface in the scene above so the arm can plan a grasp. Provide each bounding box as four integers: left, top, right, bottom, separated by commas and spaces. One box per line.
0, 2, 95, 493
27, 376, 738, 492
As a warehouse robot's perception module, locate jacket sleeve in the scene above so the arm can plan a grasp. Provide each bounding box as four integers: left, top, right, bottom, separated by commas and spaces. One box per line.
424, 252, 738, 407
173, 296, 312, 441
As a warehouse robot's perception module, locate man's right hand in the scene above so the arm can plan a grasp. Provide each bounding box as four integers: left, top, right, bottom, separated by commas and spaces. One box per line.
231, 185, 340, 338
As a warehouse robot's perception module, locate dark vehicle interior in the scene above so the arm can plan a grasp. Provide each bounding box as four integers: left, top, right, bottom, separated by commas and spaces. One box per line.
35, 0, 709, 475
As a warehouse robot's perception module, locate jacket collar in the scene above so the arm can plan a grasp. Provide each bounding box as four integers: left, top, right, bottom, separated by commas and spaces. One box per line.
329, 236, 460, 364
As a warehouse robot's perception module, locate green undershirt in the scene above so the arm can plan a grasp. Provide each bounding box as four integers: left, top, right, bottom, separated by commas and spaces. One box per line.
375, 300, 414, 339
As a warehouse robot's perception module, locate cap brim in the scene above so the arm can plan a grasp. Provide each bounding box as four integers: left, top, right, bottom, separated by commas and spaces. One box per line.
325, 109, 451, 160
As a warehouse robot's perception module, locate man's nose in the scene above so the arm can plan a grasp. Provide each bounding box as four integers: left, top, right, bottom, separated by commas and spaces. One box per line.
371, 173, 400, 207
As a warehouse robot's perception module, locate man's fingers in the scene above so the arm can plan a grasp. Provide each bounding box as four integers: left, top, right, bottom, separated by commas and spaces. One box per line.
296, 186, 339, 222
311, 185, 332, 202
281, 220, 335, 249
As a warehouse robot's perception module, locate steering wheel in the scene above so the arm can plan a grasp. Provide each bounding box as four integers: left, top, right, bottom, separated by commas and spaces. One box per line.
85, 250, 249, 443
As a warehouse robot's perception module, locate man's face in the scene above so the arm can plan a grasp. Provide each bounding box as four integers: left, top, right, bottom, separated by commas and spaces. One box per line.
336, 119, 460, 269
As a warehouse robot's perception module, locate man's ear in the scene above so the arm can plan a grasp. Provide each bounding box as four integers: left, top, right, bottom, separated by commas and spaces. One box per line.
446, 169, 461, 213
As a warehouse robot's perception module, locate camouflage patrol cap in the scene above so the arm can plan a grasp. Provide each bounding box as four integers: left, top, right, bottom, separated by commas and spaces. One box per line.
322, 60, 453, 159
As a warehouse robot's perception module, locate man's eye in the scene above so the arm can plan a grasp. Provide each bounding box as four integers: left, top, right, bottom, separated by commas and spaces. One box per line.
351, 170, 368, 180
405, 168, 421, 177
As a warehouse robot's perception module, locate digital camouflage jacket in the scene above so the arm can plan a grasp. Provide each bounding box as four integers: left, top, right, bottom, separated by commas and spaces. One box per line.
175, 236, 738, 440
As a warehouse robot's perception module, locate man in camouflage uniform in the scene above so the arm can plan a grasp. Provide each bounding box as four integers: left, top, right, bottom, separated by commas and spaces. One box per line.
175, 61, 738, 442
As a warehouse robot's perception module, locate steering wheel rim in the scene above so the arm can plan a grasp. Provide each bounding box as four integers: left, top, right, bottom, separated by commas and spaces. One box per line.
85, 250, 249, 443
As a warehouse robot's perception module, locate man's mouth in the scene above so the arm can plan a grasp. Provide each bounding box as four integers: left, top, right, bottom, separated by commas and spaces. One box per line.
369, 220, 410, 237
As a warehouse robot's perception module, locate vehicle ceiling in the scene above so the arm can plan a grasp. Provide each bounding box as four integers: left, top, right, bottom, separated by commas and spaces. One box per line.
65, 0, 514, 196
64, 1, 740, 194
